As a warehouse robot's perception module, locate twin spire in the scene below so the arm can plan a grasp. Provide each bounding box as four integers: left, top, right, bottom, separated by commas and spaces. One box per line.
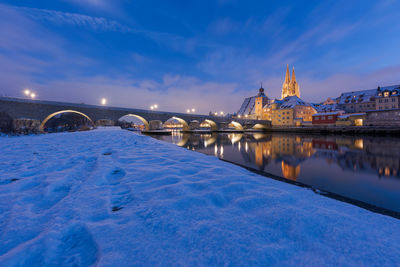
282, 64, 300, 99
284, 64, 297, 84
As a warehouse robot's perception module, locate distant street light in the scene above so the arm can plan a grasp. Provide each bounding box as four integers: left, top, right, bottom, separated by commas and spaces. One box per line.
150, 106, 154, 110
24, 89, 30, 96
101, 98, 107, 105
191, 108, 195, 113
220, 111, 224, 115
186, 109, 191, 113
154, 104, 158, 109
30, 93, 36, 99
238, 115, 241, 118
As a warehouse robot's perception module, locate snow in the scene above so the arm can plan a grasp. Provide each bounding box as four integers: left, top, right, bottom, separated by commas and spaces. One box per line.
312, 111, 342, 116
279, 96, 310, 108
0, 127, 399, 266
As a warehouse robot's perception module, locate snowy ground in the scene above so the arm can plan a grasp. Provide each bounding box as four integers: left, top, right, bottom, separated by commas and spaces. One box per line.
0, 127, 399, 266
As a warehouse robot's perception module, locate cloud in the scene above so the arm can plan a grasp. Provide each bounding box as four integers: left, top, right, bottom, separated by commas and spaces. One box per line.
16, 6, 133, 33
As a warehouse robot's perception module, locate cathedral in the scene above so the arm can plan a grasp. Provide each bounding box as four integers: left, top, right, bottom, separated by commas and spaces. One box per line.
281, 65, 300, 99
237, 65, 315, 125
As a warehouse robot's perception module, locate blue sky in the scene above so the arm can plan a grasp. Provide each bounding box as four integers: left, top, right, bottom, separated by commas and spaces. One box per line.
0, 0, 399, 113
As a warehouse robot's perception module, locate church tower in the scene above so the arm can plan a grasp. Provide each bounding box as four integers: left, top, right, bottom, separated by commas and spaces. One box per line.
290, 67, 300, 98
255, 84, 268, 119
281, 65, 300, 99
281, 65, 291, 99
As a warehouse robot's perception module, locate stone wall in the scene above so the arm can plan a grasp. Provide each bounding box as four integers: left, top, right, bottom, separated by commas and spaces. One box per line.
365, 110, 400, 126
13, 118, 40, 134
0, 112, 13, 133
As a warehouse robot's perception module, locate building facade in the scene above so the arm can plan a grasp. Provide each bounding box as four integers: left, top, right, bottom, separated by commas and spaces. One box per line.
312, 111, 342, 125
264, 96, 316, 126
375, 86, 400, 110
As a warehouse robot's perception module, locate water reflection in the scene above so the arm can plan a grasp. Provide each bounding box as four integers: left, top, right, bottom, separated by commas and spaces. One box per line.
148, 132, 400, 213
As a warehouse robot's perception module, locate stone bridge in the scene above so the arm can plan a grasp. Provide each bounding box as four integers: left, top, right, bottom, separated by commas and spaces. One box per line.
0, 97, 271, 132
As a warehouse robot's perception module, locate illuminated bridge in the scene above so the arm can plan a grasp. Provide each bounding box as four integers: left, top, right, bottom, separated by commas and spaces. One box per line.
0, 97, 271, 132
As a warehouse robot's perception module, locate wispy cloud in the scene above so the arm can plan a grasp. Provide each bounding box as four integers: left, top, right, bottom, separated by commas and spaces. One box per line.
16, 6, 133, 32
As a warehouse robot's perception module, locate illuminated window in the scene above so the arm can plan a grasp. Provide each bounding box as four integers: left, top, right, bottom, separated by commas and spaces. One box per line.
384, 91, 389, 97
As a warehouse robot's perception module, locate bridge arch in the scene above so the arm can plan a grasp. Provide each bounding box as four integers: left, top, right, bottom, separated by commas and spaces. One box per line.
118, 114, 149, 130
229, 121, 244, 130
252, 123, 269, 130
164, 117, 189, 131
201, 119, 218, 131
40, 110, 94, 132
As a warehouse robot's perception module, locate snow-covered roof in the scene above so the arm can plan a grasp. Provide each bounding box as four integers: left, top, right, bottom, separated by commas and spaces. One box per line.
337, 113, 366, 119
376, 85, 400, 97
313, 103, 340, 112
337, 85, 400, 105
279, 96, 311, 109
312, 111, 341, 116
337, 89, 377, 105
237, 96, 255, 115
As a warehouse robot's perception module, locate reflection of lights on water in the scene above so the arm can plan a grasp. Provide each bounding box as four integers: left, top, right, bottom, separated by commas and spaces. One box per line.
238, 142, 241, 151
245, 142, 248, 152
220, 145, 224, 158
214, 144, 218, 156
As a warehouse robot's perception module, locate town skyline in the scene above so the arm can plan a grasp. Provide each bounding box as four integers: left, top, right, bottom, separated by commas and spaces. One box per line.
1, 0, 400, 113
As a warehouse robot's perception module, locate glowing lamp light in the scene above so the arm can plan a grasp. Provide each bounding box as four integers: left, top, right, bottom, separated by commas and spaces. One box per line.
154, 104, 158, 108
191, 108, 195, 112
220, 111, 224, 115
150, 106, 154, 110
238, 115, 241, 118
30, 93, 36, 99
101, 98, 107, 105
187, 109, 191, 113
24, 89, 30, 96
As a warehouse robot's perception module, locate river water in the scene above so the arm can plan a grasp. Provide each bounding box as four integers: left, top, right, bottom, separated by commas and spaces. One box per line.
147, 131, 400, 214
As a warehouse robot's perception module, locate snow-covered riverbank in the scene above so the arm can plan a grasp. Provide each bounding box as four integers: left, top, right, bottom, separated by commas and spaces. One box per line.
0, 128, 399, 266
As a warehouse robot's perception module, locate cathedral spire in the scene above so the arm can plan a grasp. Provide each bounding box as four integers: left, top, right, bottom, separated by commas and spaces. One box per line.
292, 67, 296, 83
284, 64, 291, 83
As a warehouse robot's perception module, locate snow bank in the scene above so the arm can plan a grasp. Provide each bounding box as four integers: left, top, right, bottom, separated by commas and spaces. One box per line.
0, 128, 399, 266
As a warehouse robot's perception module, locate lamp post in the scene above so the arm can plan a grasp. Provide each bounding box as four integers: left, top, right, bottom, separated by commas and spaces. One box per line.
101, 98, 107, 105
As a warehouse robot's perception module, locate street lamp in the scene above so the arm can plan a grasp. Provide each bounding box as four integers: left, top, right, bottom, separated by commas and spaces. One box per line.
154, 104, 158, 109
191, 108, 195, 113
220, 111, 224, 116
24, 89, 30, 96
186, 109, 191, 113
30, 93, 36, 99
101, 98, 107, 105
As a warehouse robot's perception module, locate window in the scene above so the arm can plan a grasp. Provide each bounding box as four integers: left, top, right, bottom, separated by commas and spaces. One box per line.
379, 107, 382, 110
379, 99, 382, 103
392, 98, 396, 102
328, 116, 333, 120
384, 91, 389, 97
315, 117, 319, 120
393, 105, 396, 108
321, 116, 325, 120
287, 116, 289, 119
385, 99, 389, 103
